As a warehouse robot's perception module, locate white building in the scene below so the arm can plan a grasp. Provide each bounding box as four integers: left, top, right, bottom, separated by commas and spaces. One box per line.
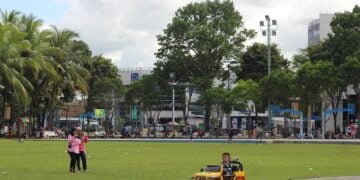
308, 13, 334, 46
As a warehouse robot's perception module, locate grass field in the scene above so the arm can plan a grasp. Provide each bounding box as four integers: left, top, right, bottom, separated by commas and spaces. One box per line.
0, 140, 360, 180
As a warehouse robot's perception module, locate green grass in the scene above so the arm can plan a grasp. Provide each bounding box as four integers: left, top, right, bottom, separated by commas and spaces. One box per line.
0, 140, 359, 180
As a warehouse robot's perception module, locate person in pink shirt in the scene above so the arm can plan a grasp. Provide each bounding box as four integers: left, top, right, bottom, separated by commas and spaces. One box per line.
67, 128, 75, 173
70, 129, 81, 172
77, 131, 88, 172
350, 122, 357, 139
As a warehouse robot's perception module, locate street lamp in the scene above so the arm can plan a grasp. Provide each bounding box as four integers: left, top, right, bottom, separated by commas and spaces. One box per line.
260, 15, 277, 131
169, 72, 175, 129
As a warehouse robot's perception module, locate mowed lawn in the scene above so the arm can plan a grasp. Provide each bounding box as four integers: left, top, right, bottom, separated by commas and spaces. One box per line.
0, 140, 359, 180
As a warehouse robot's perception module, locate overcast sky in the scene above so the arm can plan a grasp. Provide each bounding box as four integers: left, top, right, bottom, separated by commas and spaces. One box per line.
0, 0, 358, 68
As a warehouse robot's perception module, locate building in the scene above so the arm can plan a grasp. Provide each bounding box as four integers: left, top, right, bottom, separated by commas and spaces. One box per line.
119, 67, 153, 85
308, 13, 334, 46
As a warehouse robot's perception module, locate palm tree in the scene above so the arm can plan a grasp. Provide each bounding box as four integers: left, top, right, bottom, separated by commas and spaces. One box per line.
0, 24, 33, 103
28, 25, 90, 129
0, 9, 21, 24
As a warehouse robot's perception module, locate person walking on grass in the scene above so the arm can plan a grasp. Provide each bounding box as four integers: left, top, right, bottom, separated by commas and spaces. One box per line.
228, 128, 234, 144
77, 131, 88, 172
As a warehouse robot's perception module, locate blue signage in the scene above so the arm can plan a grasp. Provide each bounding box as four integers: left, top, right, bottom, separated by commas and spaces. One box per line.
131, 73, 139, 82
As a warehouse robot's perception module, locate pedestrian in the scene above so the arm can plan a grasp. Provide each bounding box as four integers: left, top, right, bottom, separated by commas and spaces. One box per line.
228, 128, 234, 144
70, 128, 81, 173
78, 131, 88, 172
67, 128, 76, 173
350, 122, 356, 139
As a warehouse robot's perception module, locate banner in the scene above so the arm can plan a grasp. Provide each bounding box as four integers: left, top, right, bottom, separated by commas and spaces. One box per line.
95, 109, 105, 119
131, 105, 137, 121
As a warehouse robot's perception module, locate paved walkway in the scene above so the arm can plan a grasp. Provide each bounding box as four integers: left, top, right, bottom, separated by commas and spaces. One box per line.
306, 176, 360, 180
28, 138, 360, 145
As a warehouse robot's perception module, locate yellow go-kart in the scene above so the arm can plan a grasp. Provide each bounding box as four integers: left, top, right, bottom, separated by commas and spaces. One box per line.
191, 158, 246, 180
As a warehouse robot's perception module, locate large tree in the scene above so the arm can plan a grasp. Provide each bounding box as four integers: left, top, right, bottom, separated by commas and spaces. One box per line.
316, 61, 346, 130
198, 87, 232, 129
234, 43, 288, 81
295, 62, 323, 131
232, 79, 261, 136
340, 54, 360, 119
83, 55, 122, 132
125, 75, 167, 136
155, 0, 254, 132
305, 5, 360, 66
84, 55, 121, 112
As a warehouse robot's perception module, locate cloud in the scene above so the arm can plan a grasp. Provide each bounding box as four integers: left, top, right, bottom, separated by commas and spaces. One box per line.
59, 0, 359, 67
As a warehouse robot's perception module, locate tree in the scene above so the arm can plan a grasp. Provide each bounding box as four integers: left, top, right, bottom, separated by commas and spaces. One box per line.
295, 62, 323, 131
340, 55, 360, 119
291, 49, 309, 70
198, 87, 231, 129
125, 75, 167, 136
260, 69, 295, 109
306, 5, 360, 66
84, 55, 120, 112
260, 69, 296, 134
234, 43, 288, 81
0, 24, 33, 104
232, 79, 261, 137
155, 0, 254, 132
325, 5, 360, 66
0, 9, 21, 24
91, 78, 122, 132
316, 61, 346, 130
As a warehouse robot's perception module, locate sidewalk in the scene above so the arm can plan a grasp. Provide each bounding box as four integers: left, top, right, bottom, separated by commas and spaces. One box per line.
26, 138, 360, 144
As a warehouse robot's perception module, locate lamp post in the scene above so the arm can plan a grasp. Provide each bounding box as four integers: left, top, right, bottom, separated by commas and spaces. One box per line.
260, 15, 277, 131
169, 72, 175, 130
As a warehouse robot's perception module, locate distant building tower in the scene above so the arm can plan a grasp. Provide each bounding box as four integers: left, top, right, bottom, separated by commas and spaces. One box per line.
308, 13, 334, 46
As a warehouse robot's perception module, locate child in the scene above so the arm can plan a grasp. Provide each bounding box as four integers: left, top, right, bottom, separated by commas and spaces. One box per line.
78, 131, 88, 172
222, 152, 232, 176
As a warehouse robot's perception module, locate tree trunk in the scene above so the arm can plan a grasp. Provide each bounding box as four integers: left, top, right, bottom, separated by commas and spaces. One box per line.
357, 92, 360, 122
307, 104, 312, 131
204, 101, 211, 132
330, 94, 341, 131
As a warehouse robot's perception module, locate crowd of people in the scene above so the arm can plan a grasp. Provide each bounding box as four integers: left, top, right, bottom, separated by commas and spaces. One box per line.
67, 127, 88, 173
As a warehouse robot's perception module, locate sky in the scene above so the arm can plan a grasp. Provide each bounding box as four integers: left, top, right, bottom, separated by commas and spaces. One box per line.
0, 0, 358, 68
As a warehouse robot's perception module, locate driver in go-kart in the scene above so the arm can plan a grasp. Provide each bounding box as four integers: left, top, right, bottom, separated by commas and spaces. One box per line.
222, 152, 233, 177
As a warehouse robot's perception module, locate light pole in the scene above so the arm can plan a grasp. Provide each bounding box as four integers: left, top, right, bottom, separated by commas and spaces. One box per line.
260, 15, 277, 131
169, 72, 175, 130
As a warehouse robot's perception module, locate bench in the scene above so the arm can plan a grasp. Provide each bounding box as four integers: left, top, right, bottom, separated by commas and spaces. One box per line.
44, 131, 57, 139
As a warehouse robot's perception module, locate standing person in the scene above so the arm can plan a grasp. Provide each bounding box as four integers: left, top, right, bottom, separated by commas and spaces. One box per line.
70, 129, 81, 173
67, 128, 76, 173
228, 128, 234, 144
78, 131, 88, 172
350, 122, 356, 139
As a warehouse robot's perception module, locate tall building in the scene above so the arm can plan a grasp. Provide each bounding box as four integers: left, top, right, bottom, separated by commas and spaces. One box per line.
308, 13, 334, 46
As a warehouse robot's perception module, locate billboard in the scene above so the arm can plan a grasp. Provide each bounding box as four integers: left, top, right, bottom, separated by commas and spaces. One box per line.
131, 73, 139, 82
95, 109, 105, 119
131, 105, 137, 121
